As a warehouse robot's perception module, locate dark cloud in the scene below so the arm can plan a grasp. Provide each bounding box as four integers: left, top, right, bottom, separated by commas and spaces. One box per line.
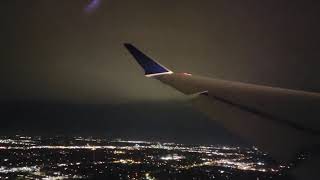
1, 0, 320, 103
0, 100, 244, 145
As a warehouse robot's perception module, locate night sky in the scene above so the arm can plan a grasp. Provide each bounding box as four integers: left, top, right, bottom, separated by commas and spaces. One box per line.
1, 1, 320, 144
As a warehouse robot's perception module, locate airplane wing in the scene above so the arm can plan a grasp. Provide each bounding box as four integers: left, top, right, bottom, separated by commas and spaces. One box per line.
124, 43, 320, 176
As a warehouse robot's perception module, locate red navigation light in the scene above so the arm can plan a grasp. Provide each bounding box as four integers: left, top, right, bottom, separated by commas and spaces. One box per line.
183, 73, 192, 76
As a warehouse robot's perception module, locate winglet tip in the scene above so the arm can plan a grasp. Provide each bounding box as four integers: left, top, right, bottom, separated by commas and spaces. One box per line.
123, 43, 131, 47
124, 43, 173, 77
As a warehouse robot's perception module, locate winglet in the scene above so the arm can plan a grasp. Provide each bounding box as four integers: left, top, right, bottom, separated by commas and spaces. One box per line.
124, 43, 173, 77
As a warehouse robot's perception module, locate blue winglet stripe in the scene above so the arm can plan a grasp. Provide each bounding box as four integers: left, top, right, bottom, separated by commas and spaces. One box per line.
124, 43, 171, 75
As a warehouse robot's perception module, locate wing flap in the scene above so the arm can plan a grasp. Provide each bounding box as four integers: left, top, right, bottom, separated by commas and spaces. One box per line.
191, 94, 310, 161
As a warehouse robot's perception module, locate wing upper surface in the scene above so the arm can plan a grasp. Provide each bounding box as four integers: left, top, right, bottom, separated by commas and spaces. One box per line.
125, 44, 320, 162
157, 74, 320, 161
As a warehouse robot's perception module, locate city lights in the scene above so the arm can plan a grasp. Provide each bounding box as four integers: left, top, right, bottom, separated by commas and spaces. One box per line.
0, 136, 289, 179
